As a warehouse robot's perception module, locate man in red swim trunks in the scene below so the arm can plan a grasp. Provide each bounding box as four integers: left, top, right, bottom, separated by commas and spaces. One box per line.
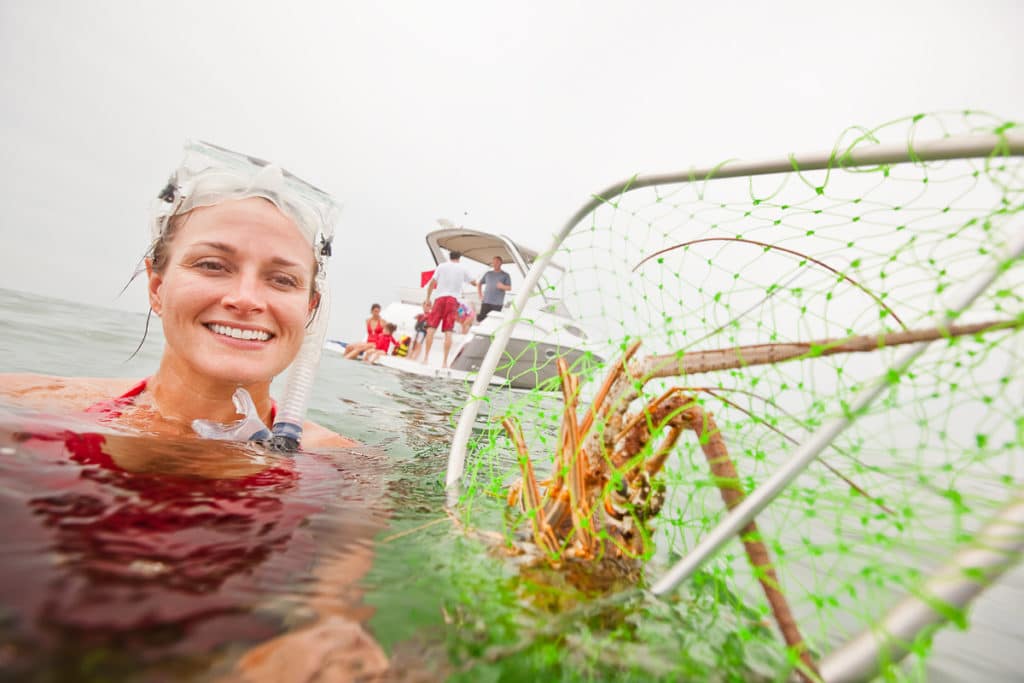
421, 250, 477, 368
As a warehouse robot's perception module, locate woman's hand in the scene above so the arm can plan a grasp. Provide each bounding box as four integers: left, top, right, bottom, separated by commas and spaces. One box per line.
231, 489, 388, 682
232, 615, 389, 682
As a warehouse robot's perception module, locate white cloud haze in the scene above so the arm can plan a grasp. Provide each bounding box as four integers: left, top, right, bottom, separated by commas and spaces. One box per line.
1, 0, 1021, 340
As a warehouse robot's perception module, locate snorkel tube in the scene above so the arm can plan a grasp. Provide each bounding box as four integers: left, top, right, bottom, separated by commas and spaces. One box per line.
153, 140, 340, 453
267, 251, 332, 452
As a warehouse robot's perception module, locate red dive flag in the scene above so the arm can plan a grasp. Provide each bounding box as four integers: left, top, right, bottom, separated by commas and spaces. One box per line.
420, 269, 435, 287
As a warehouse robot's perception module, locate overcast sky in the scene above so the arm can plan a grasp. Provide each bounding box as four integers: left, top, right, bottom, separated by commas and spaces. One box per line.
1, 1, 1021, 340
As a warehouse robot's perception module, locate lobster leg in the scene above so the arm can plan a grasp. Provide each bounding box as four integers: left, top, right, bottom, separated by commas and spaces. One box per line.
558, 361, 598, 558
501, 417, 560, 557
682, 398, 818, 681
580, 338, 644, 440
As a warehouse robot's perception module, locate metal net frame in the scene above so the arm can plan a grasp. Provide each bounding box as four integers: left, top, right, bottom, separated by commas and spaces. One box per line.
445, 112, 1024, 681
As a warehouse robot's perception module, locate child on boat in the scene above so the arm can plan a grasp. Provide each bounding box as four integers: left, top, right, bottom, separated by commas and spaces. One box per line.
362, 323, 399, 364
408, 302, 431, 361
456, 300, 475, 334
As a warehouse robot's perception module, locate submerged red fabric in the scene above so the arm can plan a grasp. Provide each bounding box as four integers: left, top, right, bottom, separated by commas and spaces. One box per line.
0, 407, 333, 665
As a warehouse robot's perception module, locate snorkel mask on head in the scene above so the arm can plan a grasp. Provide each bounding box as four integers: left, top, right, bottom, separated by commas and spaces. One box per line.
152, 140, 340, 452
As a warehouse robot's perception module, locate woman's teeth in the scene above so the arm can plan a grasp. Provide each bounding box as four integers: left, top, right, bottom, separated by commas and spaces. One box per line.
206, 323, 272, 341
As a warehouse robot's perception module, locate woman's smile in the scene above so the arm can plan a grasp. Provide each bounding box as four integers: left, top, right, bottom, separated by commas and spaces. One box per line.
204, 322, 275, 344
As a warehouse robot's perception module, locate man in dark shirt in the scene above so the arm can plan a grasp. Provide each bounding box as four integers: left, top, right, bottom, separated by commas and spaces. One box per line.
476, 256, 512, 322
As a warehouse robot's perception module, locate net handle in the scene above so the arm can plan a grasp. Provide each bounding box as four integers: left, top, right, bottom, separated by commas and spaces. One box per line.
446, 131, 1024, 491
818, 487, 1024, 682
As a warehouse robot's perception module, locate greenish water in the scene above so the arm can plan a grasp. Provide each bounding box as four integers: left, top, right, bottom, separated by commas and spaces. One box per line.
0, 287, 1020, 681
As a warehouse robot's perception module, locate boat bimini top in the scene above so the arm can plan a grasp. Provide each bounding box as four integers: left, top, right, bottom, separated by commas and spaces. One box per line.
426, 222, 565, 278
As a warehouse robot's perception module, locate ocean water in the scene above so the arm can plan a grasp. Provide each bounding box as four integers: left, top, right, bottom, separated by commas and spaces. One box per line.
0, 287, 1021, 682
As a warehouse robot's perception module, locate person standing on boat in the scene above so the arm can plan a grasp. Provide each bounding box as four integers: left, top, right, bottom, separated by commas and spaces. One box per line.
476, 255, 511, 322
422, 250, 477, 368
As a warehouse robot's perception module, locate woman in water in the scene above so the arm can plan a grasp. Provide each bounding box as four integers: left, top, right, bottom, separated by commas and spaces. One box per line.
0, 141, 389, 680
1, 141, 353, 449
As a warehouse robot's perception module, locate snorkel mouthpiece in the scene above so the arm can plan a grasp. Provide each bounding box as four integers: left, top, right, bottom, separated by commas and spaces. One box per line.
156, 140, 340, 450
192, 387, 272, 442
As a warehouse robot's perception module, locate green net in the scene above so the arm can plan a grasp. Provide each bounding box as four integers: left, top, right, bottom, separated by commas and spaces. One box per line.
449, 111, 1023, 681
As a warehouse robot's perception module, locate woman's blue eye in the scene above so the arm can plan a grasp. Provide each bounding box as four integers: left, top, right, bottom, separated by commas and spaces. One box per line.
273, 275, 300, 288
196, 260, 226, 271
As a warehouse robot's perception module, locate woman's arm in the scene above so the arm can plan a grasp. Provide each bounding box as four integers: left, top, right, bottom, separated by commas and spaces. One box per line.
301, 420, 360, 448
0, 374, 136, 411
232, 538, 388, 681
232, 448, 389, 682
2, 373, 359, 450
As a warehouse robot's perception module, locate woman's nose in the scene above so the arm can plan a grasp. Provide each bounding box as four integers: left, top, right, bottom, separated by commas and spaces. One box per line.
221, 271, 266, 313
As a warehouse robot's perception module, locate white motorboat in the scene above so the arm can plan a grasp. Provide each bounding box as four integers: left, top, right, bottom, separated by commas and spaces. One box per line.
326, 225, 603, 389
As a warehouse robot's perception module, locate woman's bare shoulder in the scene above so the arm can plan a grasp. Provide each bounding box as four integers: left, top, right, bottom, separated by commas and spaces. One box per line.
301, 419, 360, 449
0, 373, 143, 411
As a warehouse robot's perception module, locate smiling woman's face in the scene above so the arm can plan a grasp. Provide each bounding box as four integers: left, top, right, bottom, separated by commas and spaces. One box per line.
147, 197, 317, 386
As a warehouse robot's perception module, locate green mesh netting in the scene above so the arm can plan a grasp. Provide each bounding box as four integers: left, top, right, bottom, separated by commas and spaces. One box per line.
450, 112, 1023, 681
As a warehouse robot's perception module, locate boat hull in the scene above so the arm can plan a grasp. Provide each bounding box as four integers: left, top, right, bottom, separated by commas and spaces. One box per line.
449, 335, 601, 389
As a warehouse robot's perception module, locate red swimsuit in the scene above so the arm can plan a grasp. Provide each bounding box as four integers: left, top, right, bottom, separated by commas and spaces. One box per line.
366, 318, 384, 343
85, 377, 277, 423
